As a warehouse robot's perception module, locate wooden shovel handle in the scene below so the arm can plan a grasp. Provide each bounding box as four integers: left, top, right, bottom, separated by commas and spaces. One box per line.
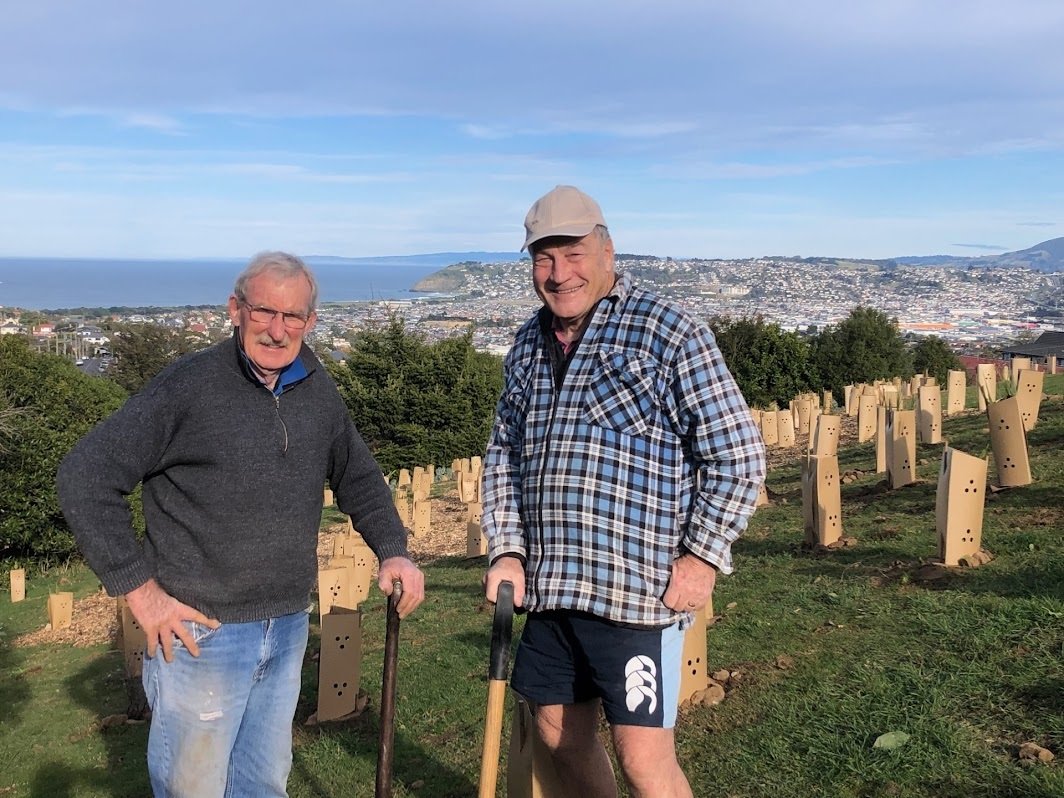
478, 580, 515, 798
375, 580, 403, 798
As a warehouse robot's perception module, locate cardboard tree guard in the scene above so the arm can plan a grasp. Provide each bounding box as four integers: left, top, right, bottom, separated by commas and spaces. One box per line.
459, 473, 479, 504
748, 408, 762, 433
801, 454, 842, 547
886, 409, 917, 489
1010, 357, 1031, 381
976, 363, 996, 412
412, 498, 431, 536
508, 695, 566, 798
679, 607, 708, 703
760, 410, 779, 447
393, 491, 411, 527
119, 597, 148, 677
875, 405, 888, 474
755, 481, 770, 507
9, 568, 25, 603
1014, 369, 1045, 432
333, 531, 359, 557
810, 414, 841, 456
317, 610, 363, 722
936, 446, 988, 566
986, 395, 1032, 487
857, 395, 877, 443
318, 567, 358, 621
777, 411, 796, 449
880, 385, 900, 410
909, 375, 923, 399
946, 370, 966, 416
326, 538, 374, 607
48, 592, 73, 630
467, 520, 488, 558
795, 396, 813, 435
918, 385, 943, 444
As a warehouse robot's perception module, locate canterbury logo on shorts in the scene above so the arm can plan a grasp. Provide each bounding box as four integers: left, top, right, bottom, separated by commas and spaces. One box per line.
624, 654, 659, 714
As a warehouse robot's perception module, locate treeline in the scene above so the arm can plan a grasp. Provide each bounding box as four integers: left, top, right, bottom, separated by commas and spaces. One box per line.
712, 306, 962, 408
0, 320, 502, 564
327, 318, 503, 474
1, 306, 959, 565
0, 336, 127, 566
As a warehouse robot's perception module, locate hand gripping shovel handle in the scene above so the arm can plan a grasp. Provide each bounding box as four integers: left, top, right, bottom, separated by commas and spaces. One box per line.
375, 580, 402, 798
478, 580, 515, 798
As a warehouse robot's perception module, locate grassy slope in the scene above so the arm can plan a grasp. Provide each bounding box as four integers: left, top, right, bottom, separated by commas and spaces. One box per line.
2, 378, 1062, 797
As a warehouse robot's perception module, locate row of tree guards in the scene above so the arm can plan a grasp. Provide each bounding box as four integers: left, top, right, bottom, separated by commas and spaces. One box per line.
760, 362, 1047, 571
311, 457, 486, 723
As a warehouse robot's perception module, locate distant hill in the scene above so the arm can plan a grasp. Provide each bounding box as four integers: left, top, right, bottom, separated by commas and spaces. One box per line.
994, 236, 1064, 270
892, 236, 1064, 272
305, 252, 521, 268
321, 238, 1064, 297
304, 242, 1064, 273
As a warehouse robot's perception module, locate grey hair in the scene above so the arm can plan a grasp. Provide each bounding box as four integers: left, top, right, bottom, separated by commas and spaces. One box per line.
233, 251, 318, 313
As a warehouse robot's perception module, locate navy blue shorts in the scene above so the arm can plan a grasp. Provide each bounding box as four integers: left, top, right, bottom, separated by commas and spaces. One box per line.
511, 610, 684, 728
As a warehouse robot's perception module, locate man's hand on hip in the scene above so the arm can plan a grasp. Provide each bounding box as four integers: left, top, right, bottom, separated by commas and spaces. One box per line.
124, 578, 221, 663
483, 555, 525, 607
378, 556, 425, 619
663, 553, 717, 613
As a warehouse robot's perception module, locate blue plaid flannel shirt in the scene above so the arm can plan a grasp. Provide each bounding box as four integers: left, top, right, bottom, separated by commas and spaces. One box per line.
483, 272, 767, 628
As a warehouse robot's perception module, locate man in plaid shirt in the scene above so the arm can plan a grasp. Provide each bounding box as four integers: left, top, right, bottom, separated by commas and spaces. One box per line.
483, 186, 766, 797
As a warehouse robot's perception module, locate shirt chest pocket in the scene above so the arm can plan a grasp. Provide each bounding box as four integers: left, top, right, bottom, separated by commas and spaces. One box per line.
583, 352, 661, 437
504, 361, 535, 420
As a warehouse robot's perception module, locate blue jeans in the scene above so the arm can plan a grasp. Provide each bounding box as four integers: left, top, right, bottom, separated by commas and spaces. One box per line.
142, 610, 310, 798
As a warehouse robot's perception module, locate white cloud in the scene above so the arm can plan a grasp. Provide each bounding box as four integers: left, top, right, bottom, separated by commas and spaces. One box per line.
654, 156, 900, 181
461, 124, 511, 140
120, 113, 186, 135
1, 2, 1063, 257
4, 2, 1062, 143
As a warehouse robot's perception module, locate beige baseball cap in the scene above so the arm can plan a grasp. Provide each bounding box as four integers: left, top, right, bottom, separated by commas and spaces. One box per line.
522, 185, 607, 251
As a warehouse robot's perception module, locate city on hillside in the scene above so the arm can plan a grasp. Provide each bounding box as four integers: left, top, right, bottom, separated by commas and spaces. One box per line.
4, 255, 1063, 373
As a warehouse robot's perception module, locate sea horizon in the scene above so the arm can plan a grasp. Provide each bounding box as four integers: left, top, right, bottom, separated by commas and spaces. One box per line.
0, 254, 507, 311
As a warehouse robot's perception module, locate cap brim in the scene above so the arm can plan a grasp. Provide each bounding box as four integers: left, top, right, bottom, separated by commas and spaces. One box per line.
522, 222, 599, 251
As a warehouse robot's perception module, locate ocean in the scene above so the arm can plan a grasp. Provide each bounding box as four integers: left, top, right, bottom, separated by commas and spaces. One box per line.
0, 256, 473, 311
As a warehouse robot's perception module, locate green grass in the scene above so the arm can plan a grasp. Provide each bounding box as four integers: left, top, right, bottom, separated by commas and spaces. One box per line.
2, 382, 1062, 797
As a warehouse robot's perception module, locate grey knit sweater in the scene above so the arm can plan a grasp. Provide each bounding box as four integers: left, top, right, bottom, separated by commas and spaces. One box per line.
57, 335, 408, 623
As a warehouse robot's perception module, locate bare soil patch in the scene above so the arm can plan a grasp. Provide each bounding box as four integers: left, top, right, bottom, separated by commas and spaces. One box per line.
12, 586, 118, 649
14, 486, 473, 649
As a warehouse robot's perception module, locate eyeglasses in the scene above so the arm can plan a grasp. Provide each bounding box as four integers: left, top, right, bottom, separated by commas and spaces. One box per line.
241, 302, 311, 330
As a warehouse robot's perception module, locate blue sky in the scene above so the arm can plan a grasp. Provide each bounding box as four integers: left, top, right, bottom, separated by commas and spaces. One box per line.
1, 1, 1062, 260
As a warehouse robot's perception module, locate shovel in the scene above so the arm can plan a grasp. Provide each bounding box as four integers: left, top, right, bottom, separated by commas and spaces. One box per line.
478, 580, 515, 798
375, 580, 403, 798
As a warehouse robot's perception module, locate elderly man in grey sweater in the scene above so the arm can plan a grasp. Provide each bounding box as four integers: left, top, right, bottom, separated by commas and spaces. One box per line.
58, 252, 424, 798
